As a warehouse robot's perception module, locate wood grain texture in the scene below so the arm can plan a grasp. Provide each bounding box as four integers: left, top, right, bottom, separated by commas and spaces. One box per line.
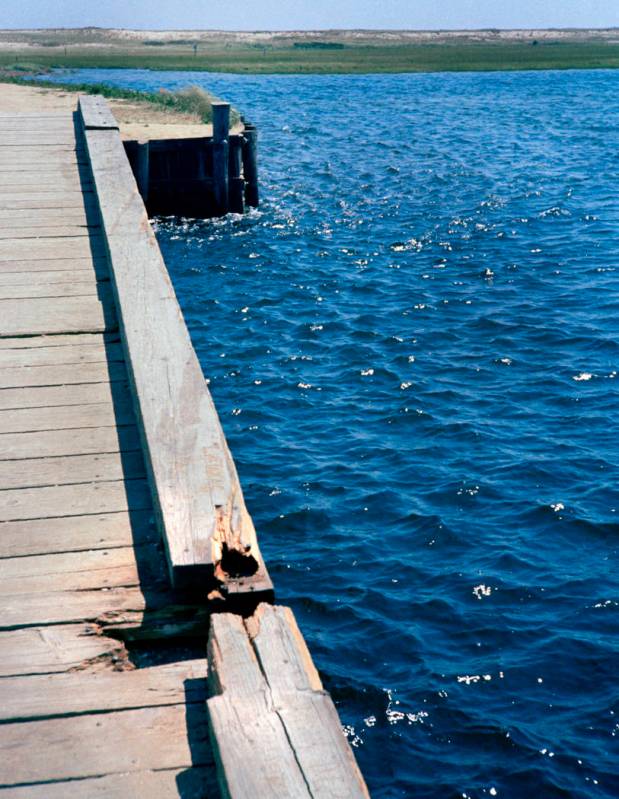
0, 509, 156, 558
0, 704, 213, 786
0, 293, 115, 337
82, 102, 272, 596
0, 450, 145, 490
0, 257, 107, 276
0, 584, 149, 629
0, 623, 127, 678
0, 546, 148, 597
0, 660, 207, 722
0, 339, 122, 368
0, 359, 126, 389
207, 611, 312, 799
0, 396, 135, 433
0, 381, 125, 411
0, 192, 96, 210
0, 478, 152, 522
208, 605, 370, 799
79, 94, 119, 131
0, 767, 218, 799
0, 235, 105, 261
0, 424, 141, 460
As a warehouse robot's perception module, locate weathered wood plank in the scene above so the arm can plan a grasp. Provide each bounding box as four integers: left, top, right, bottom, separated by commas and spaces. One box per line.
0, 704, 213, 786
0, 292, 115, 337
0, 359, 126, 389
0, 227, 96, 242
0, 510, 159, 560
0, 478, 152, 522
0, 398, 135, 434
0, 208, 92, 226
0, 509, 156, 558
83, 112, 271, 598
0, 424, 141, 461
0, 257, 107, 276
79, 94, 119, 130
0, 236, 105, 261
0, 623, 127, 677
0, 339, 122, 368
0, 331, 117, 349
0, 546, 149, 596
249, 605, 370, 798
0, 279, 100, 299
0, 450, 145, 490
0, 660, 207, 722
0, 767, 218, 798
0, 584, 149, 629
207, 612, 312, 798
0, 381, 123, 411
208, 605, 369, 799
0, 192, 96, 210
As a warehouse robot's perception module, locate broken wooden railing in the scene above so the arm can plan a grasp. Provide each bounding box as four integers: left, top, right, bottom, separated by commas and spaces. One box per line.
79, 94, 370, 797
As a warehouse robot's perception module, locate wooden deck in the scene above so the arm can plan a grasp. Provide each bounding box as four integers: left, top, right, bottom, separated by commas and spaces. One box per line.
0, 94, 369, 798
0, 109, 218, 796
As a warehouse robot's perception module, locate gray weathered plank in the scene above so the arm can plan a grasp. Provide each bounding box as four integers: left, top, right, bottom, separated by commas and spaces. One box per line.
0, 339, 122, 368
0, 478, 152, 522
0, 585, 148, 629
0, 450, 145, 491
208, 606, 369, 799
0, 332, 117, 349
0, 192, 95, 210
0, 398, 134, 434
0, 381, 123, 411
79, 94, 119, 130
0, 279, 100, 299
0, 208, 92, 226
0, 258, 107, 277
0, 235, 105, 261
0, 227, 96, 242
0, 359, 126, 389
0, 767, 218, 798
0, 660, 207, 722
0, 546, 147, 596
249, 605, 370, 798
0, 704, 213, 786
0, 292, 114, 337
0, 509, 156, 558
0, 424, 140, 460
207, 611, 311, 798
0, 624, 127, 677
83, 111, 271, 596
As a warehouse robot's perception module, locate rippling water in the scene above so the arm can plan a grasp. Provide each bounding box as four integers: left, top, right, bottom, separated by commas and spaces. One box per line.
58, 68, 619, 797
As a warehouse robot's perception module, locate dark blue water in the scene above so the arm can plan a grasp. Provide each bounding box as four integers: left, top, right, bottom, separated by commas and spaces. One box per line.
58, 68, 619, 797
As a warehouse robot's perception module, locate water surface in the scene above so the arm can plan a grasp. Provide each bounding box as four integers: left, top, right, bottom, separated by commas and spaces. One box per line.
57, 68, 619, 798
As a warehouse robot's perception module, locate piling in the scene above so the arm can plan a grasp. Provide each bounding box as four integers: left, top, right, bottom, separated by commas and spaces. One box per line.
242, 122, 259, 208
212, 102, 230, 216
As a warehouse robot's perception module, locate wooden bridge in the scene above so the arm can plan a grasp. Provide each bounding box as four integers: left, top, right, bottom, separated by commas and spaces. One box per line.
0, 90, 369, 798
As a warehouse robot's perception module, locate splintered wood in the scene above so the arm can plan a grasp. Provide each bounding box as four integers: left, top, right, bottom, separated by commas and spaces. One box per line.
208, 604, 370, 799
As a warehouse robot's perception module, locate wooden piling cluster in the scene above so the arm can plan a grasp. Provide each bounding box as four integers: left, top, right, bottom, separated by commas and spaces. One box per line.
124, 102, 259, 218
0, 92, 369, 798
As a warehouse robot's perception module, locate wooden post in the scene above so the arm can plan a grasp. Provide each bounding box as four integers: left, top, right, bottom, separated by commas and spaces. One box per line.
134, 140, 149, 203
242, 123, 259, 208
228, 135, 245, 215
212, 102, 230, 216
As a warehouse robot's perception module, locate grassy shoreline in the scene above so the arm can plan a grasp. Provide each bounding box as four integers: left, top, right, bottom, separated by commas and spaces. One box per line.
0, 73, 240, 125
1, 36, 619, 74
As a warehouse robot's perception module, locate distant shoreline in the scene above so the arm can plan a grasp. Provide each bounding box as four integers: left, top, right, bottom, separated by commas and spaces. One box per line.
1, 28, 618, 74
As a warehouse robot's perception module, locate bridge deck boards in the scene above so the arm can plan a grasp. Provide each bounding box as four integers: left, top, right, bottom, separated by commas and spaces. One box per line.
0, 106, 215, 797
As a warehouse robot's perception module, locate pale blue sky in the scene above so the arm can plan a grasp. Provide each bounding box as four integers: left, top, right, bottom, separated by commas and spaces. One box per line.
1, 0, 618, 31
